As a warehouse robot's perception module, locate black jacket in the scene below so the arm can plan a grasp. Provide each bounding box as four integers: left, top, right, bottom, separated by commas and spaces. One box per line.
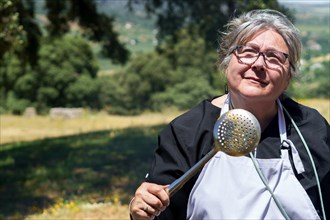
146, 95, 330, 219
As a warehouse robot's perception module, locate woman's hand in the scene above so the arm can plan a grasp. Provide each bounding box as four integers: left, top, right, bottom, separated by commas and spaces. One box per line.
130, 182, 170, 220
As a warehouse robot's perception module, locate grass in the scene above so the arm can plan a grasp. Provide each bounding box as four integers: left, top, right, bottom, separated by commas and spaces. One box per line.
0, 100, 328, 219
297, 24, 330, 34
0, 111, 180, 145
26, 202, 129, 219
0, 111, 180, 220
296, 99, 330, 122
0, 123, 167, 219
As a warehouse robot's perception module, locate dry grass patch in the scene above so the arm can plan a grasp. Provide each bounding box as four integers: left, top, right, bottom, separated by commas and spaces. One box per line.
1, 110, 181, 144
26, 202, 129, 220
297, 99, 329, 122
1, 99, 328, 145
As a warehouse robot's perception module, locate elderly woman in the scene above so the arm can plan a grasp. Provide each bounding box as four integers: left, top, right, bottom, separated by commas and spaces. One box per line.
129, 9, 329, 220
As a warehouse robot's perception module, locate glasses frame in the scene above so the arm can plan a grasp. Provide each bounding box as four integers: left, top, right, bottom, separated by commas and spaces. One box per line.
233, 45, 289, 70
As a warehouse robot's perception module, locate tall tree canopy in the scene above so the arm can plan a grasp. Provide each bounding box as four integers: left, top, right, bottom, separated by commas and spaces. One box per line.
0, 0, 129, 65
130, 0, 293, 49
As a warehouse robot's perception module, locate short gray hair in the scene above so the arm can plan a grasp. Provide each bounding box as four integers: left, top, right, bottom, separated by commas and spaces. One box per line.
218, 9, 301, 76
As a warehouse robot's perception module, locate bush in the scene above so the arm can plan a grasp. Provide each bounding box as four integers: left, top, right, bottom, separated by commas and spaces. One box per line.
1, 36, 102, 114
107, 29, 223, 114
5, 92, 31, 115
151, 77, 217, 111
66, 75, 100, 108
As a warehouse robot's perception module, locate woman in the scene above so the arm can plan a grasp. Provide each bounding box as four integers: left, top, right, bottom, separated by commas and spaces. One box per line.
129, 9, 330, 220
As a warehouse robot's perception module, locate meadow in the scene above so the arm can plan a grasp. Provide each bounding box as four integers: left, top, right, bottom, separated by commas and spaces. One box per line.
1, 110, 181, 219
0, 99, 329, 219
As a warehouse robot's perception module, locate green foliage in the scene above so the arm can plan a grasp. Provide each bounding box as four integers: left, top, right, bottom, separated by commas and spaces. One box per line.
66, 75, 100, 109
151, 77, 216, 111
14, 73, 35, 95
5, 92, 31, 115
289, 60, 330, 99
1, 36, 101, 113
288, 23, 329, 99
0, 52, 35, 113
105, 51, 172, 114
132, 0, 292, 49
35, 36, 98, 108
108, 29, 222, 114
45, 0, 130, 64
95, 75, 122, 113
0, 0, 42, 65
0, 0, 26, 58
0, 0, 129, 65
0, 53, 26, 94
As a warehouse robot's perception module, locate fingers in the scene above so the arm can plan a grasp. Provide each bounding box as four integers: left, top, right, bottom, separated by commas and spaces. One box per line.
130, 182, 170, 220
142, 203, 159, 219
130, 197, 160, 220
144, 184, 170, 209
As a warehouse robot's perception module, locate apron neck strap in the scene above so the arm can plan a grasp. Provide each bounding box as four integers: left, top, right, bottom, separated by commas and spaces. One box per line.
224, 95, 305, 174
277, 99, 287, 143
220, 94, 231, 117
277, 99, 305, 174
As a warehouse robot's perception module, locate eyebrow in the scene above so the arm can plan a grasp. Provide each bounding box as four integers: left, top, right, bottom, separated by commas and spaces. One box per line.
245, 43, 282, 52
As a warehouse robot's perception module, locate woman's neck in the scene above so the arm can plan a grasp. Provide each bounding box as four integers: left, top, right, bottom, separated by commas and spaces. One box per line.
230, 96, 278, 131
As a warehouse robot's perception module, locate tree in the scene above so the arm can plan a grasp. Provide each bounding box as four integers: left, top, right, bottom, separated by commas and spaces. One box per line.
0, 0, 26, 60
0, 0, 129, 65
45, 0, 129, 64
110, 52, 172, 114
129, 0, 293, 49
34, 36, 99, 111
108, 29, 221, 114
1, 36, 100, 114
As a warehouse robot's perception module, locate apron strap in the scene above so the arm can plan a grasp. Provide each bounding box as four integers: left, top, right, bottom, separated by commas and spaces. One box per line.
277, 99, 305, 174
250, 152, 291, 220
281, 140, 305, 174
220, 94, 230, 117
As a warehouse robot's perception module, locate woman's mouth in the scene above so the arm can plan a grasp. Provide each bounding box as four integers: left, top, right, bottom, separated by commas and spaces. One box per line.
244, 77, 267, 86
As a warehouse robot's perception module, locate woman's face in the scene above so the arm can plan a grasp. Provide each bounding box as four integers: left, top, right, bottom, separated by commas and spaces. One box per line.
226, 29, 291, 103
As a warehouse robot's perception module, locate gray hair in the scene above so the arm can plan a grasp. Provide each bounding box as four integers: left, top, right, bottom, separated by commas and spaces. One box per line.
218, 9, 301, 76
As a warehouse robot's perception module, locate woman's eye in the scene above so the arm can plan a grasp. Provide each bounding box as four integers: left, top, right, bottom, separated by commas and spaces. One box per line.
266, 52, 278, 58
240, 49, 258, 56
266, 52, 285, 62
242, 48, 257, 53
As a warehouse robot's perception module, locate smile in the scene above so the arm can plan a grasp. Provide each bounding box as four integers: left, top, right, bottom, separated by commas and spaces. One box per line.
244, 77, 267, 85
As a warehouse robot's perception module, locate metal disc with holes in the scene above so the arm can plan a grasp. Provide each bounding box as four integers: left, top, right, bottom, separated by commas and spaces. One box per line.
213, 109, 261, 156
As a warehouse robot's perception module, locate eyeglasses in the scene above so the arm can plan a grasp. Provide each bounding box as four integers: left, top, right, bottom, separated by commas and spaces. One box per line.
233, 45, 289, 70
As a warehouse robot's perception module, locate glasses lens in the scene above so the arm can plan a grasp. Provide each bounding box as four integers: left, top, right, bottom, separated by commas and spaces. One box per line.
236, 46, 259, 64
264, 51, 287, 68
235, 46, 288, 69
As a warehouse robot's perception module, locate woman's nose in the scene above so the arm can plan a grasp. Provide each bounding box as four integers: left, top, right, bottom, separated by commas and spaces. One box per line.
251, 54, 266, 71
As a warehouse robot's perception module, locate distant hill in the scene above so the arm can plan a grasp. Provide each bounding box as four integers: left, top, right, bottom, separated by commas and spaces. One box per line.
279, 2, 329, 33
94, 1, 156, 70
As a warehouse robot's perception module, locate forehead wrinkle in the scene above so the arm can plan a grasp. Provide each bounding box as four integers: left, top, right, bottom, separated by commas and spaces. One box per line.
246, 29, 289, 53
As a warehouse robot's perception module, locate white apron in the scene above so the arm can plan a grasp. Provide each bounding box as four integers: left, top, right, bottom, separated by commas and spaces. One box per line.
187, 97, 320, 220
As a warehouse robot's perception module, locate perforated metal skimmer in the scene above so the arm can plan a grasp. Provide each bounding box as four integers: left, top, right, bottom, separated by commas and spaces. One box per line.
213, 109, 261, 156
